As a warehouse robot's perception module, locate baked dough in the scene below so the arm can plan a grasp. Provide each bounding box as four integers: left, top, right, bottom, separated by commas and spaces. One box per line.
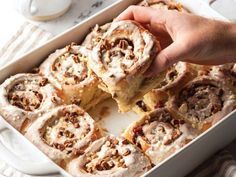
133, 62, 194, 114
67, 135, 152, 177
210, 63, 236, 89
40, 43, 109, 110
89, 20, 165, 112
169, 76, 236, 131
25, 104, 102, 166
82, 23, 111, 50
0, 73, 62, 132
138, 0, 186, 11
123, 108, 198, 165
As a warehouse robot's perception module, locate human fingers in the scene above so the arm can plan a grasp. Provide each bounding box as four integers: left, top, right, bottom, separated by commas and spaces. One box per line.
115, 5, 166, 25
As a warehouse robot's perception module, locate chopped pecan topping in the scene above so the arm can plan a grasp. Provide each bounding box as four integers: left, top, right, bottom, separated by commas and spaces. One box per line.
72, 55, 80, 63
133, 126, 144, 137
39, 78, 48, 86
122, 149, 131, 156
53, 143, 65, 151
136, 100, 148, 112
73, 149, 84, 156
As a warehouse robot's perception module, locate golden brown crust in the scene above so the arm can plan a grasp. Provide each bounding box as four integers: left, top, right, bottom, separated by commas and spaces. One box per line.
168, 76, 236, 131
123, 108, 198, 165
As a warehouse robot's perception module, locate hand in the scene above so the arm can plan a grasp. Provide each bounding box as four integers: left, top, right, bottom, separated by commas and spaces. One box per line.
115, 6, 236, 76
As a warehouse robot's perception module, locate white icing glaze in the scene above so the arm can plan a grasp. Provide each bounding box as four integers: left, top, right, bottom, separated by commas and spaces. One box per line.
123, 108, 198, 165
90, 20, 157, 85
0, 73, 62, 130
25, 105, 101, 164
67, 135, 151, 177
40, 45, 95, 90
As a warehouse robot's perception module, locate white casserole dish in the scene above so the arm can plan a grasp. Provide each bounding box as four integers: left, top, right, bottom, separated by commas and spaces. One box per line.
0, 0, 234, 177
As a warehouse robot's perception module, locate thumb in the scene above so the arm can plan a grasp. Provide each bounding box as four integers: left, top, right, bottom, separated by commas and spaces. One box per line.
145, 42, 185, 77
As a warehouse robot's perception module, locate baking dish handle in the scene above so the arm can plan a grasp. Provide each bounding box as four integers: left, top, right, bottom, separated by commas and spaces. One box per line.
0, 127, 59, 176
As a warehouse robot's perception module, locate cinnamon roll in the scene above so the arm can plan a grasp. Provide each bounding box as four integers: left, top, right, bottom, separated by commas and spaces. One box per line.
138, 0, 185, 12
169, 76, 236, 131
82, 23, 111, 50
40, 43, 109, 110
67, 135, 152, 177
89, 20, 164, 112
25, 105, 102, 166
133, 62, 193, 114
0, 73, 62, 131
210, 63, 236, 89
123, 108, 198, 165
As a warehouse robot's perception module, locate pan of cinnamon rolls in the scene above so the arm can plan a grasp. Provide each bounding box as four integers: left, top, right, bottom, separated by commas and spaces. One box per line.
0, 1, 235, 177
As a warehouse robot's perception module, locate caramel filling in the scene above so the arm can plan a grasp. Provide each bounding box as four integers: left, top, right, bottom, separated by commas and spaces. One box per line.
8, 78, 47, 111
178, 84, 223, 121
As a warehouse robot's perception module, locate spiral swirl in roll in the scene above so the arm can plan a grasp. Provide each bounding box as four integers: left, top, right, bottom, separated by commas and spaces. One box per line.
25, 105, 102, 166
169, 76, 236, 131
67, 135, 151, 177
89, 20, 164, 112
82, 23, 111, 50
0, 73, 62, 131
40, 43, 109, 110
123, 108, 198, 165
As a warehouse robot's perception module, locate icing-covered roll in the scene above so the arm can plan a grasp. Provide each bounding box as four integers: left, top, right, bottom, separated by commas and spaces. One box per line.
169, 76, 236, 131
89, 20, 164, 112
133, 62, 193, 114
0, 73, 62, 131
25, 105, 102, 166
82, 23, 111, 50
123, 108, 198, 165
138, 0, 186, 11
210, 63, 236, 88
40, 43, 109, 110
67, 135, 152, 177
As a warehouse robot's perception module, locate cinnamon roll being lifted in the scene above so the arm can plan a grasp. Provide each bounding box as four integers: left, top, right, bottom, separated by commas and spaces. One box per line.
40, 43, 109, 110
67, 135, 152, 177
82, 23, 111, 50
169, 76, 236, 131
25, 105, 102, 166
123, 108, 198, 165
138, 0, 186, 12
0, 73, 62, 132
89, 20, 165, 112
